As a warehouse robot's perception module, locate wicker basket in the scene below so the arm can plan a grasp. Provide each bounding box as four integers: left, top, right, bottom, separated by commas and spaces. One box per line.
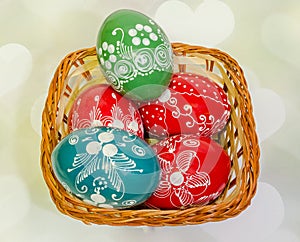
40, 43, 260, 226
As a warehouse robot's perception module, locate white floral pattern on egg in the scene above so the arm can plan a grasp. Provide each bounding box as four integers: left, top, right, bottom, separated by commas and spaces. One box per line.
96, 9, 173, 101
145, 134, 231, 209
68, 84, 144, 138
138, 72, 231, 138
52, 127, 161, 209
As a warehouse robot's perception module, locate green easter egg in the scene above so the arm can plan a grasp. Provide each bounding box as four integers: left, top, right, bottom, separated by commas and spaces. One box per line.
96, 9, 173, 101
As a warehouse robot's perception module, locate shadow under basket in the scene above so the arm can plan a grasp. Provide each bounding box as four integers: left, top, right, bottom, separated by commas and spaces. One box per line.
40, 43, 260, 226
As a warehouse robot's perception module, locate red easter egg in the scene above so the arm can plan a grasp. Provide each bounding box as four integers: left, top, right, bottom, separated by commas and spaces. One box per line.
138, 72, 230, 138
145, 134, 231, 209
68, 84, 144, 138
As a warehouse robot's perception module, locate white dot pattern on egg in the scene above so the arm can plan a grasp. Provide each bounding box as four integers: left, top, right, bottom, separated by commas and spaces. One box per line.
138, 72, 231, 138
96, 9, 173, 100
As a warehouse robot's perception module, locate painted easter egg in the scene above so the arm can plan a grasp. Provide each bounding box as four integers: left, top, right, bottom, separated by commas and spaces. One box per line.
138, 72, 231, 138
68, 83, 144, 138
96, 9, 173, 101
51, 126, 161, 209
145, 134, 231, 209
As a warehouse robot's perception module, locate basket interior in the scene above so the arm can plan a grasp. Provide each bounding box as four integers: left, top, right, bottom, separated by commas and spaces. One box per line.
41, 44, 260, 226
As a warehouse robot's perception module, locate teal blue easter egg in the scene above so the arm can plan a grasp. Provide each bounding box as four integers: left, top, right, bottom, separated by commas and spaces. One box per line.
96, 9, 173, 101
51, 127, 161, 209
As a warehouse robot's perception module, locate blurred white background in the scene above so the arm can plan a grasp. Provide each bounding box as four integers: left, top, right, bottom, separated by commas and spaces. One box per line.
1, 0, 299, 241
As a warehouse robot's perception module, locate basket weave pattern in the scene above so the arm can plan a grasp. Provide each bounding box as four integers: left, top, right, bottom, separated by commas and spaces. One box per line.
40, 43, 260, 226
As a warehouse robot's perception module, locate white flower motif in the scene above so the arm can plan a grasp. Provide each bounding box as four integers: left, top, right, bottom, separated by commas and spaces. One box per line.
89, 193, 114, 208
98, 132, 114, 143
86, 141, 102, 154
102, 144, 118, 157
128, 24, 157, 47
154, 150, 211, 207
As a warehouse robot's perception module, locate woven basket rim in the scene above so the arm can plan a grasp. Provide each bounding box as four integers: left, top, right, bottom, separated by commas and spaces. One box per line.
40, 43, 260, 226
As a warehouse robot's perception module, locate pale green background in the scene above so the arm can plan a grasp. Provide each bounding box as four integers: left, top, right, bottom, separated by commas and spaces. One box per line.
0, 0, 299, 241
